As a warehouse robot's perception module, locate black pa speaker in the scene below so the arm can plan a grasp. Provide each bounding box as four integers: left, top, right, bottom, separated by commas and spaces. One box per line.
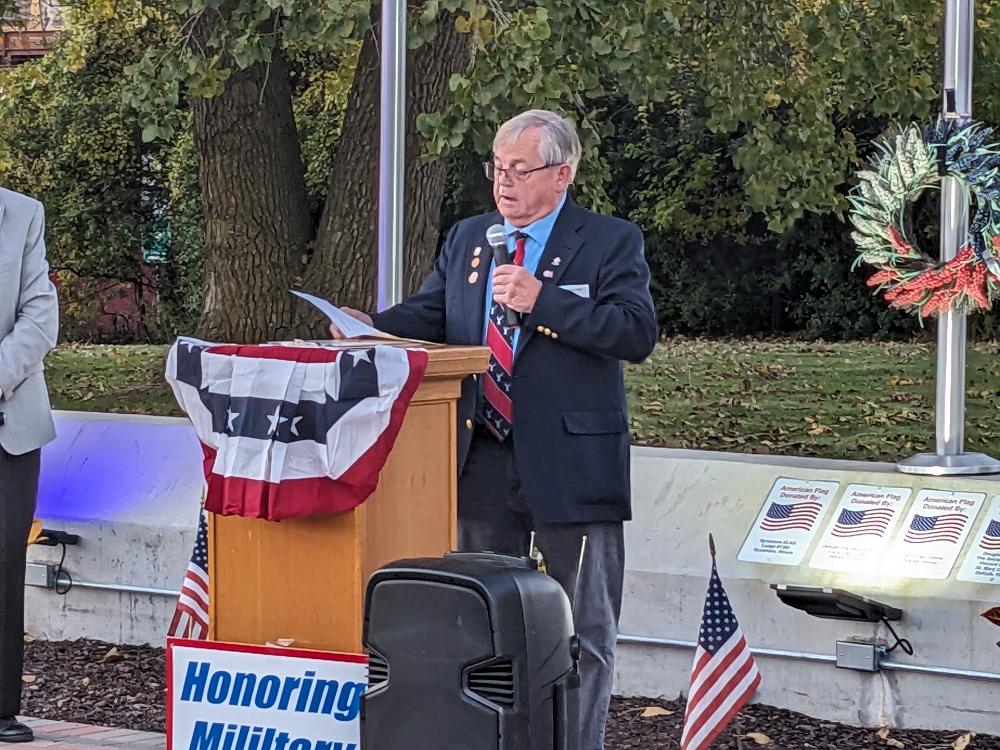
362, 552, 580, 750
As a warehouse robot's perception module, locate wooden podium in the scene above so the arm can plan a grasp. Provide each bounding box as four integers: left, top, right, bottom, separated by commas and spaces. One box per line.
206, 344, 489, 653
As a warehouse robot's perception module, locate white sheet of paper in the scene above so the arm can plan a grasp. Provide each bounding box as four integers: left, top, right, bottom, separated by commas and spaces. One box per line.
291, 290, 390, 339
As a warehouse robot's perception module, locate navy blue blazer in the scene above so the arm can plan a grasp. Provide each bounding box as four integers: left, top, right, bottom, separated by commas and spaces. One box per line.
371, 198, 657, 523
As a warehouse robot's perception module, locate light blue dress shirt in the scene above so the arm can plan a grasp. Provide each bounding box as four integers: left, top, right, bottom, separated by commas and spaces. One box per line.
482, 193, 567, 352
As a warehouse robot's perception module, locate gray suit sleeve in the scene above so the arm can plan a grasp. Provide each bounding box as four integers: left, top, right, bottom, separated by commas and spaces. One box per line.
0, 202, 59, 399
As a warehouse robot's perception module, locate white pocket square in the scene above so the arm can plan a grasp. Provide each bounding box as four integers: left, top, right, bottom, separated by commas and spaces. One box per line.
559, 284, 590, 298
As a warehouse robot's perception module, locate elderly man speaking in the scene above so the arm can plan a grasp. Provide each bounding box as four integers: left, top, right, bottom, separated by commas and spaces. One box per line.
333, 109, 657, 749
0, 188, 59, 743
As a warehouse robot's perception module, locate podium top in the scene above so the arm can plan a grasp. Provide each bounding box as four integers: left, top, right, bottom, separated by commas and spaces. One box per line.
268, 340, 490, 380
421, 345, 491, 380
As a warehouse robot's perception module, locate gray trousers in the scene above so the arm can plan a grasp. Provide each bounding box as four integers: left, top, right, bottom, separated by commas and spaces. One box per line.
458, 431, 624, 750
0, 448, 39, 718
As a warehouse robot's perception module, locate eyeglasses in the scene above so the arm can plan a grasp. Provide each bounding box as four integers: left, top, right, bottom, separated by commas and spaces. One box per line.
483, 162, 560, 182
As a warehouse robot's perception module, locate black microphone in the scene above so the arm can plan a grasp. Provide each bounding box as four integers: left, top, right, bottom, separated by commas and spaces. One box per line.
486, 223, 522, 328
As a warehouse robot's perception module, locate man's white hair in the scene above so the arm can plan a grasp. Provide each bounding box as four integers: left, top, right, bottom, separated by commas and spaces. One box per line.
493, 109, 581, 179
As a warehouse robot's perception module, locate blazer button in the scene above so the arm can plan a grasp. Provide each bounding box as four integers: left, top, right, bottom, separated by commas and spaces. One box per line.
543, 327, 552, 336
536, 325, 545, 333
465, 418, 473, 429
551, 331, 559, 340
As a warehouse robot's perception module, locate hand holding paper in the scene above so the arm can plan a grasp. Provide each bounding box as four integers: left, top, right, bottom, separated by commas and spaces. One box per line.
328, 308, 374, 339
290, 291, 385, 339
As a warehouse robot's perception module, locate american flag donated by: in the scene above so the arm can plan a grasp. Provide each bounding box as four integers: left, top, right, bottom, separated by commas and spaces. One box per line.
680, 539, 761, 750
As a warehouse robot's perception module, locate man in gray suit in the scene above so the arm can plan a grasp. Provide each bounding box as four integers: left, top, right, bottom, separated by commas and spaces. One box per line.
0, 188, 59, 743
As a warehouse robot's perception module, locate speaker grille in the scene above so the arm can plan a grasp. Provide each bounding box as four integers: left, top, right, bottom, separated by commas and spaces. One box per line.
367, 652, 389, 690
467, 659, 514, 706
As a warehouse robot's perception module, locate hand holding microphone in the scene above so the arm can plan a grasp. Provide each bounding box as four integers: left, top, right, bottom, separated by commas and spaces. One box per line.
487, 224, 542, 324
486, 224, 521, 328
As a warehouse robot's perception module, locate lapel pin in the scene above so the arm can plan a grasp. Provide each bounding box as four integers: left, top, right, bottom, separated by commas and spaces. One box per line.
473, 246, 482, 257
471, 257, 481, 269
543, 269, 554, 278
551, 257, 562, 266
468, 271, 479, 284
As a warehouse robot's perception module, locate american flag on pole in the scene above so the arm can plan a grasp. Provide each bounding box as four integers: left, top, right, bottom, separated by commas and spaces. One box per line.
759, 500, 823, 532
165, 338, 428, 521
903, 513, 967, 545
831, 507, 895, 539
167, 508, 210, 640
979, 519, 1000, 551
680, 540, 761, 750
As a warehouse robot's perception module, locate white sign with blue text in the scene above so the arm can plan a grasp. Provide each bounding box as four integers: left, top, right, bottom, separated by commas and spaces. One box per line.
738, 477, 840, 566
167, 639, 367, 750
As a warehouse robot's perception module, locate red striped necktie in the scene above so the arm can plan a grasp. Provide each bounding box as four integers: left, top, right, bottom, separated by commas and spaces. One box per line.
482, 231, 527, 440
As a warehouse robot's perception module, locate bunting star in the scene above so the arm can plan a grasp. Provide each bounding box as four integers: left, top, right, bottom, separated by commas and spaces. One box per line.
226, 408, 240, 431
266, 405, 288, 435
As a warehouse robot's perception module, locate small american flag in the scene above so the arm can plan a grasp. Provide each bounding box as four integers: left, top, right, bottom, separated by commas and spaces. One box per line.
167, 509, 210, 640
831, 508, 895, 539
980, 519, 1000, 551
759, 501, 823, 532
680, 550, 761, 750
903, 513, 967, 545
